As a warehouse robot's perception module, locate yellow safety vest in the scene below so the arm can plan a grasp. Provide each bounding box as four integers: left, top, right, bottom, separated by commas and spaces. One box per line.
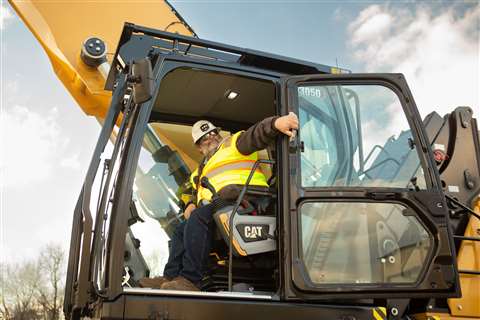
190, 131, 268, 204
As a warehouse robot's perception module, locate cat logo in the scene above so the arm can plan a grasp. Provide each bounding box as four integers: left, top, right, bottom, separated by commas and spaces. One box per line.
244, 226, 263, 239
200, 123, 210, 132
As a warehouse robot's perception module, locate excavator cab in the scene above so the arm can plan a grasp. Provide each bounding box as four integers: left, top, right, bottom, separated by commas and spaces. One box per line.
63, 24, 466, 320
124, 64, 282, 292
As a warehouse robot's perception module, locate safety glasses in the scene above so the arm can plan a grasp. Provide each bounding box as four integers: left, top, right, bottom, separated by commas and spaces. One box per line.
197, 130, 219, 145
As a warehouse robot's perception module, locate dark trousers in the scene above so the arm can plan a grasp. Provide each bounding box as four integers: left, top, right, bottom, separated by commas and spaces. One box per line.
163, 203, 215, 286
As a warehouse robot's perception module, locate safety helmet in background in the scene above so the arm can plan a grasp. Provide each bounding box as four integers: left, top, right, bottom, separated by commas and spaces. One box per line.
192, 120, 219, 144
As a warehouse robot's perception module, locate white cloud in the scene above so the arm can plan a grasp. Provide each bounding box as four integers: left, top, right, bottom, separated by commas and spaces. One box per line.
348, 4, 479, 118
0, 4, 13, 30
0, 105, 69, 188
361, 98, 408, 154
5, 80, 18, 96
349, 5, 393, 46
60, 153, 80, 169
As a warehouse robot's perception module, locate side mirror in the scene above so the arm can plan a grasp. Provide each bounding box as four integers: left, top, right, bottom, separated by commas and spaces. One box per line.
129, 58, 154, 104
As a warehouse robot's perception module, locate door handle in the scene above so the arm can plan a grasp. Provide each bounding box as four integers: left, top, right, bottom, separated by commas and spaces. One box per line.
289, 129, 304, 153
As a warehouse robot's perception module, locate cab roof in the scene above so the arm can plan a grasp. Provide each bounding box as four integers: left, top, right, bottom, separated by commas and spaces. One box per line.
106, 23, 350, 91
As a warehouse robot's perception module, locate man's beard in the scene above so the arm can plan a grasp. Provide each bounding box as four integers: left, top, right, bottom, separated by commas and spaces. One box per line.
202, 137, 222, 158
205, 144, 218, 158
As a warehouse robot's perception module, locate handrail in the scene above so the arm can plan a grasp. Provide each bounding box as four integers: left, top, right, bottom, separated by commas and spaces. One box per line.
453, 235, 480, 242
228, 159, 276, 291
458, 270, 480, 275
446, 195, 480, 277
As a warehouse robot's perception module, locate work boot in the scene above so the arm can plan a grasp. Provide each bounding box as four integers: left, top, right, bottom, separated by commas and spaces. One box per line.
160, 276, 200, 291
138, 276, 171, 289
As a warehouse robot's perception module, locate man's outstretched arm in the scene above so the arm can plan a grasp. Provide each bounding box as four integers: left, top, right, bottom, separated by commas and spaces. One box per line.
236, 112, 299, 155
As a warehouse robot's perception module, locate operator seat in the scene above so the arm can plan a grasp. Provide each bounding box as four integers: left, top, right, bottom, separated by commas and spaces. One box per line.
212, 146, 277, 257
213, 191, 276, 256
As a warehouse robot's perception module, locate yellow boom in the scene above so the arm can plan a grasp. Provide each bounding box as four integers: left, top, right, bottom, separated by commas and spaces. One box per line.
8, 0, 195, 119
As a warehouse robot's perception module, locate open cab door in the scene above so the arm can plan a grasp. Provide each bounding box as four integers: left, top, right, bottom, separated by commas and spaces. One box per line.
281, 74, 460, 303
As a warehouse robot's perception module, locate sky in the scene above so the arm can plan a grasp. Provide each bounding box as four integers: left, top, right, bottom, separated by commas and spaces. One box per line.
1, 1, 479, 264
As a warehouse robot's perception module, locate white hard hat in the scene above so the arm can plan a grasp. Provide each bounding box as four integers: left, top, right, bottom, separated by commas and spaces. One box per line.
192, 120, 218, 144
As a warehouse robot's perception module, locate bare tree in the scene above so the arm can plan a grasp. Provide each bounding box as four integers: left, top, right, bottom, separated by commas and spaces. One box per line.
36, 244, 65, 320
0, 244, 66, 320
0, 260, 42, 320
0, 262, 12, 319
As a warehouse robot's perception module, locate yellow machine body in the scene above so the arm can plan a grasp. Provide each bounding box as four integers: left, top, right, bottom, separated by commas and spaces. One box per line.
415, 199, 480, 319
447, 199, 480, 318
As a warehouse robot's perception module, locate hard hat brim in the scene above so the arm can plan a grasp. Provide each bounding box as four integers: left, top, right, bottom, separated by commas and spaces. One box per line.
194, 127, 220, 144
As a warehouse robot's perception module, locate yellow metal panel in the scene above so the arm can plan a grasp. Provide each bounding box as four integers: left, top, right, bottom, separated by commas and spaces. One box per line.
8, 0, 194, 119
413, 312, 478, 319
448, 197, 480, 318
149, 123, 199, 170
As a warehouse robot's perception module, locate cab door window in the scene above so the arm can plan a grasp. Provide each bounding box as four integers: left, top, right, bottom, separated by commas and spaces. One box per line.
300, 201, 432, 285
298, 84, 427, 189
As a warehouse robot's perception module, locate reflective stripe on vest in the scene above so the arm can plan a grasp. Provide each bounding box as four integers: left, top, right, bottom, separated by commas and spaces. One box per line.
204, 159, 258, 179
190, 131, 268, 204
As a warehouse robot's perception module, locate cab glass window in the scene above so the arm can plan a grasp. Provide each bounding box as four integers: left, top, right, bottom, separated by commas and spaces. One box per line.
128, 123, 195, 277
297, 84, 426, 189
300, 202, 432, 285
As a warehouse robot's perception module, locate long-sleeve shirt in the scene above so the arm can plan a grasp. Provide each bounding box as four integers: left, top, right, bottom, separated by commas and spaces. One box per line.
236, 116, 281, 155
